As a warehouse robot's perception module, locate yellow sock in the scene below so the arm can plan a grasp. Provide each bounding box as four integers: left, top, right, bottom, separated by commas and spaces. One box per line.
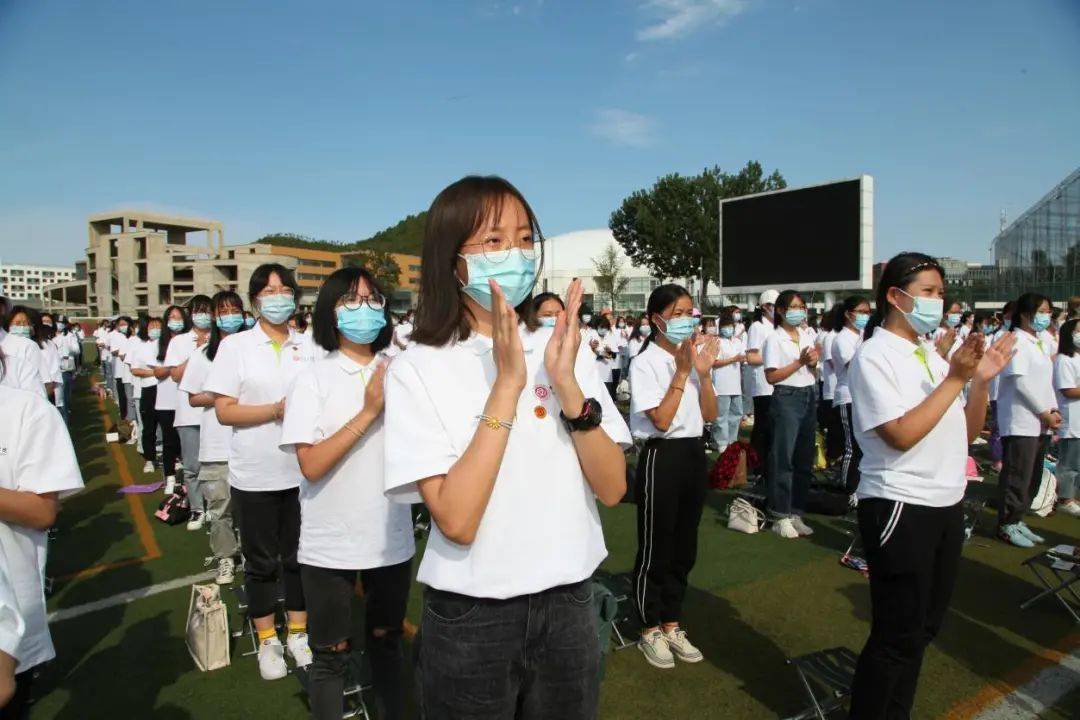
288, 621, 306, 637
257, 627, 277, 643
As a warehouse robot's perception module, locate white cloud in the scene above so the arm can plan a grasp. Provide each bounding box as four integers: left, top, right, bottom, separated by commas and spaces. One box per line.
590, 109, 657, 148
624, 51, 639, 63
636, 0, 748, 41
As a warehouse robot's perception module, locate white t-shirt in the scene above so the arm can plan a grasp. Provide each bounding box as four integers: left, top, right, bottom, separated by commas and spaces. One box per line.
178, 346, 231, 463
385, 321, 413, 358
762, 327, 817, 388
849, 328, 966, 507
1053, 353, 1080, 440
595, 333, 620, 383
629, 342, 704, 440
204, 325, 317, 491
384, 325, 631, 599
281, 352, 415, 570
999, 330, 1056, 438
711, 336, 745, 396
0, 387, 84, 671
129, 338, 161, 389
39, 340, 61, 387
747, 318, 775, 397
627, 337, 646, 362
107, 330, 128, 379
0, 353, 44, 397
0, 331, 46, 391
831, 327, 863, 406
1040, 329, 1059, 356
53, 333, 79, 373
164, 331, 206, 428
819, 331, 837, 401
0, 560, 25, 663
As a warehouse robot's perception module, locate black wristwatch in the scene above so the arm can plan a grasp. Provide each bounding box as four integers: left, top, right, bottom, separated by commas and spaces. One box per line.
560, 398, 603, 433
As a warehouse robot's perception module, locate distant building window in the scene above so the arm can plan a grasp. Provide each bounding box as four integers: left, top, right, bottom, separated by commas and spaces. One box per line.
409, 264, 421, 272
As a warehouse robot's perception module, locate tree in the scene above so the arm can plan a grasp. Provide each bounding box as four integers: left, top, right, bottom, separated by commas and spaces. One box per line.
609, 161, 786, 306
344, 249, 402, 297
591, 243, 631, 312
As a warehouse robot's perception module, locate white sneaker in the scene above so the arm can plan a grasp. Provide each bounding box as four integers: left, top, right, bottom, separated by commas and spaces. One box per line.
790, 516, 814, 537
186, 511, 205, 531
142, 460, 154, 474
637, 629, 675, 669
257, 637, 288, 680
164, 476, 176, 495
772, 517, 800, 539
215, 557, 235, 585
286, 632, 314, 668
663, 627, 704, 663
1058, 500, 1080, 517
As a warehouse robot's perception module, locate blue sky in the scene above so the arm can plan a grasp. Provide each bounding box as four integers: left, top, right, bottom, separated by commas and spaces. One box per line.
1, 0, 1078, 268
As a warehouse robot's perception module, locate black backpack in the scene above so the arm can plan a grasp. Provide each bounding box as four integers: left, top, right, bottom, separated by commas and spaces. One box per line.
155, 485, 192, 525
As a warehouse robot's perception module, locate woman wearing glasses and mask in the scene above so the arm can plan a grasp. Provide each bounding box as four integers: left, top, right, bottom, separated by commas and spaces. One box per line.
204, 264, 319, 682
384, 176, 631, 719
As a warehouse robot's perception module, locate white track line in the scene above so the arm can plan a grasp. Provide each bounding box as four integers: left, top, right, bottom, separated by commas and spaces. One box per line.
48, 570, 216, 624
972, 648, 1080, 719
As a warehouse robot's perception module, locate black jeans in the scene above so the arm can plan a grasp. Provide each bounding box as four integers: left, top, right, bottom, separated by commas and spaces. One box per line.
417, 581, 599, 720
998, 434, 1050, 527
139, 386, 181, 476
838, 402, 863, 494
766, 385, 818, 518
232, 486, 304, 618
302, 560, 412, 720
115, 378, 128, 421
849, 499, 964, 720
632, 437, 707, 627
751, 395, 773, 479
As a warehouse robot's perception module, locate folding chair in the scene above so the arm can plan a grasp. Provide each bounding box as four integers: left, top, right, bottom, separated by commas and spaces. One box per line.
592, 573, 637, 651
1019, 549, 1080, 623
295, 649, 373, 719
782, 646, 858, 720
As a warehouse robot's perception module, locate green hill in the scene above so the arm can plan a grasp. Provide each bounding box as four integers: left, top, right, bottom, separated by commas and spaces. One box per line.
256, 211, 427, 257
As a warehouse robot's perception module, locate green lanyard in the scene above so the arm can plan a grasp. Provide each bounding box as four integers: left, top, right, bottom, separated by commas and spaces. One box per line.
913, 346, 935, 383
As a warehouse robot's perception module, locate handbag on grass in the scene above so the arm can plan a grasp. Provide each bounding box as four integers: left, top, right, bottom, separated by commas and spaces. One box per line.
727, 497, 765, 534
186, 583, 231, 671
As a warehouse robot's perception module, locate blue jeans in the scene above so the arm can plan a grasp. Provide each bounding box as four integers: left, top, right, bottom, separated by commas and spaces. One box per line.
177, 425, 203, 511
1057, 437, 1080, 501
712, 395, 743, 448
418, 581, 599, 720
766, 384, 818, 518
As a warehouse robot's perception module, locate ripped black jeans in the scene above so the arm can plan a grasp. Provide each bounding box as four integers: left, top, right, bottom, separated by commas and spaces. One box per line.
301, 560, 412, 720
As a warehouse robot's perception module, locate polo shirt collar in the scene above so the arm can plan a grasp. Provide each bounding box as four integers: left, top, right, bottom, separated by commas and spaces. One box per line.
251, 321, 301, 347
461, 324, 536, 356
1016, 329, 1038, 345
334, 350, 381, 375
877, 327, 919, 353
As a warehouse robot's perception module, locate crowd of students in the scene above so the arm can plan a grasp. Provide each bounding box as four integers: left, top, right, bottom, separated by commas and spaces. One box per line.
1, 175, 1078, 720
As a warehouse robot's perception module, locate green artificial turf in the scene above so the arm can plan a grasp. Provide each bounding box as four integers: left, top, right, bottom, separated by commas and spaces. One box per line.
32, 355, 1080, 719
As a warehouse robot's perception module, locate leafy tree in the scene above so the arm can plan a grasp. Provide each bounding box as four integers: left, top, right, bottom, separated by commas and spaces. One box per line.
344, 249, 402, 296
257, 233, 350, 252
591, 243, 631, 312
609, 161, 786, 306
360, 212, 428, 255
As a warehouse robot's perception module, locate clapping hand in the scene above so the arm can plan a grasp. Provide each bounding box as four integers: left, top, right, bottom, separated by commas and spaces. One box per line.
695, 336, 719, 378
974, 331, 1016, 383
935, 328, 957, 359
947, 333, 984, 382
491, 280, 527, 393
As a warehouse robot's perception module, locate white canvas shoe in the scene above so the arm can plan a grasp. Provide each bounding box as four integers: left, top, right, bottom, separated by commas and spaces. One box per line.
257, 637, 288, 680
772, 517, 799, 539
286, 632, 314, 668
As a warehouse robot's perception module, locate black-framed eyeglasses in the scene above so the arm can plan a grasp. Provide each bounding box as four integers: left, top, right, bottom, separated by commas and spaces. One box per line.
339, 293, 386, 311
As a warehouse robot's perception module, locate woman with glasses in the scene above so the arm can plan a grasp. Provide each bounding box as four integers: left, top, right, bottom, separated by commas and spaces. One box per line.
281, 266, 414, 720
384, 176, 630, 719
204, 263, 318, 681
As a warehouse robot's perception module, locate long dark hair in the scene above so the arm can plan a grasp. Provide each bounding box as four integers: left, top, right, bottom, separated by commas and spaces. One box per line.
158, 305, 190, 362
1060, 318, 1080, 358
835, 294, 869, 338
865, 252, 944, 339
207, 291, 244, 362
774, 290, 804, 329
6, 305, 43, 347
639, 283, 692, 354
1014, 292, 1051, 332
312, 266, 393, 353
411, 176, 544, 347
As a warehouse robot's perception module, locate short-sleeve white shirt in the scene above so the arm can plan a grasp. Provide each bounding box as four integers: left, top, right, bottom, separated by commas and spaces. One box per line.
0, 387, 84, 671
849, 328, 966, 507
819, 331, 837, 400
383, 325, 631, 599
0, 560, 24, 662
164, 331, 205, 427
831, 327, 863, 406
762, 327, 817, 388
629, 342, 704, 439
0, 331, 46, 390
747, 319, 775, 397
999, 330, 1056, 438
178, 347, 232, 463
280, 352, 415, 570
711, 336, 745, 396
1054, 353, 1080, 440
204, 324, 317, 491
0, 352, 44, 397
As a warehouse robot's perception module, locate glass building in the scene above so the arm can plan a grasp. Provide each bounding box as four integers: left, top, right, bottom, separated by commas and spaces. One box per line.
990, 167, 1080, 300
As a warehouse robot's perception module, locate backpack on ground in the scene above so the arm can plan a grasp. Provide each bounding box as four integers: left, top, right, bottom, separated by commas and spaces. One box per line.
155, 485, 191, 525
1030, 462, 1057, 517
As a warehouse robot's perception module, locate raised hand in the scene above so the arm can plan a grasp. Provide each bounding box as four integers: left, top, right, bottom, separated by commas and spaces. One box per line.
490, 279, 527, 393
362, 359, 388, 417
935, 328, 957, 359
974, 331, 1016, 383
947, 333, 983, 383
675, 337, 694, 378
545, 279, 584, 390
695, 336, 719, 377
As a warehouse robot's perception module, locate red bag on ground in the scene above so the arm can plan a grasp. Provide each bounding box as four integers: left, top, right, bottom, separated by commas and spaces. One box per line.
710, 441, 760, 490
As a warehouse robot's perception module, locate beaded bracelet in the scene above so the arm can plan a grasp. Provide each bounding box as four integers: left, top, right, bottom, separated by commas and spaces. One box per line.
343, 422, 365, 439
476, 414, 514, 431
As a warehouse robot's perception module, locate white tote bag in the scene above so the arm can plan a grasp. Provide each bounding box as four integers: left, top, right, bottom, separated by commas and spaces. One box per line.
186, 583, 231, 671
727, 497, 765, 534
1030, 466, 1057, 518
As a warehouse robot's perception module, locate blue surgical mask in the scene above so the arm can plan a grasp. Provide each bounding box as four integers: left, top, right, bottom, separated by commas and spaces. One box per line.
244, 316, 256, 328
216, 314, 244, 333
10, 325, 31, 338
981, 324, 993, 335
191, 312, 212, 330
148, 328, 162, 340
720, 326, 734, 339
784, 309, 807, 327
335, 305, 387, 344
582, 314, 593, 324
539, 317, 557, 328
946, 312, 962, 328
897, 290, 943, 335
639, 325, 651, 337
117, 325, 129, 334
458, 249, 537, 311
598, 328, 609, 338
852, 313, 870, 330
733, 314, 742, 323
57, 322, 66, 331
661, 316, 696, 344
167, 319, 184, 333
1033, 312, 1051, 333
259, 295, 296, 325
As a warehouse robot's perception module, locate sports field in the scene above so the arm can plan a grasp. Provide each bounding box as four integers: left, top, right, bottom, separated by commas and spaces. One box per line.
31, 357, 1080, 719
